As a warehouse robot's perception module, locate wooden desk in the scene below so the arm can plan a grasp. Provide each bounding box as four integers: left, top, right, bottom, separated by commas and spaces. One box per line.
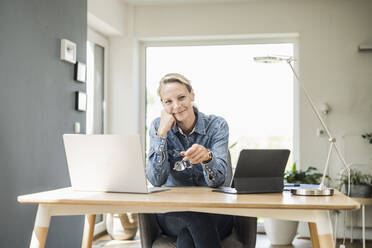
18, 187, 360, 248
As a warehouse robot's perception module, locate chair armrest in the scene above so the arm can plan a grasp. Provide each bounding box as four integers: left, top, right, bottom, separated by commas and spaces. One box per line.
138, 213, 161, 248
233, 216, 257, 248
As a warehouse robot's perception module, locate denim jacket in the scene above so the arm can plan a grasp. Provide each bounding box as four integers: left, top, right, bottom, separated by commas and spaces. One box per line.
146, 109, 230, 188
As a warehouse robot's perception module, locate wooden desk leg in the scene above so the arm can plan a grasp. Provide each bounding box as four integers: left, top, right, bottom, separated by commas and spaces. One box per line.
30, 204, 51, 248
310, 211, 335, 248
81, 214, 96, 248
308, 222, 320, 248
334, 212, 338, 245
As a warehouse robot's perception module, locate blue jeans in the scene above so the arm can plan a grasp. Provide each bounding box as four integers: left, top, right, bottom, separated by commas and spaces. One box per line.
156, 212, 233, 248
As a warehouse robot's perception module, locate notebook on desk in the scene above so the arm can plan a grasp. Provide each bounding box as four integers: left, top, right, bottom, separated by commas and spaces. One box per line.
63, 134, 168, 193
214, 149, 290, 194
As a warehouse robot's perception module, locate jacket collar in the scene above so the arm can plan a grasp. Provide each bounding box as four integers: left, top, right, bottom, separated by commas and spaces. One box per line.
172, 107, 206, 135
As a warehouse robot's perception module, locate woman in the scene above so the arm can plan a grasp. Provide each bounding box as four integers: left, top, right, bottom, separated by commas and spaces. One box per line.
146, 73, 233, 248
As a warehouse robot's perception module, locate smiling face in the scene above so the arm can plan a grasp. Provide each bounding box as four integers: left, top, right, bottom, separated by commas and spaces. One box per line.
160, 82, 195, 123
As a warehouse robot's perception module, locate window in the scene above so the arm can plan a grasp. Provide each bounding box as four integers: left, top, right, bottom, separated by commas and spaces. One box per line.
145, 43, 294, 169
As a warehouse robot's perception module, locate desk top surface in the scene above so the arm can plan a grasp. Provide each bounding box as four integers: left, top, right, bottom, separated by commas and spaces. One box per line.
18, 187, 360, 210
351, 197, 372, 206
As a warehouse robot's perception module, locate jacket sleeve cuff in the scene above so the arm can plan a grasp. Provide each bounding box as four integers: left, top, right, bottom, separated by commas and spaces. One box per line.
202, 157, 218, 184
153, 135, 167, 153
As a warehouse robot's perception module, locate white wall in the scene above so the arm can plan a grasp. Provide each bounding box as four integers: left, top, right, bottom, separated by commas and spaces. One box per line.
88, 0, 137, 134
133, 0, 372, 178
91, 0, 372, 239
88, 0, 127, 36
105, 4, 143, 135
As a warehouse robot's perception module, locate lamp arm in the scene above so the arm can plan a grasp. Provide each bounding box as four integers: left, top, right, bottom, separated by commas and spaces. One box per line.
319, 142, 334, 189
287, 61, 351, 181
287, 61, 333, 139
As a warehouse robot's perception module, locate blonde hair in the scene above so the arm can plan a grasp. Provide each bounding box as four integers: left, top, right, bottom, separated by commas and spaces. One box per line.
157, 73, 193, 98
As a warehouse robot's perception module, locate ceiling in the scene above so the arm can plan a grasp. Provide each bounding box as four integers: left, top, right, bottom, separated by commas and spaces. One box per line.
122, 0, 252, 5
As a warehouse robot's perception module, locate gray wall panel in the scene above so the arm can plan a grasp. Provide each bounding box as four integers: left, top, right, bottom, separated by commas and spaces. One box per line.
0, 0, 87, 247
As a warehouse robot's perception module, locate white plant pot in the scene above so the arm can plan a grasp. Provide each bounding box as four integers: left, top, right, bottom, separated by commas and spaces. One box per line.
106, 213, 126, 240
297, 221, 310, 238
106, 213, 138, 240
264, 218, 299, 245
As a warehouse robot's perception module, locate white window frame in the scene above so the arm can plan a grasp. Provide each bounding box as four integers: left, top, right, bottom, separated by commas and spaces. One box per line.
138, 35, 300, 233
139, 34, 300, 164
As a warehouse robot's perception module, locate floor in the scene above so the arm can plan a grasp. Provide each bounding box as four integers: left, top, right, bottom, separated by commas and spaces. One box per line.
93, 233, 371, 248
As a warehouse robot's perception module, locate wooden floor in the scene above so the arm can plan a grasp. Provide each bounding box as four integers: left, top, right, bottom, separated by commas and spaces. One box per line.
93, 233, 371, 248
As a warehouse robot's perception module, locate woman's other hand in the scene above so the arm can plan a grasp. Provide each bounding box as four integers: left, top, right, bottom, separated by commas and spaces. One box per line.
182, 144, 210, 164
157, 109, 176, 137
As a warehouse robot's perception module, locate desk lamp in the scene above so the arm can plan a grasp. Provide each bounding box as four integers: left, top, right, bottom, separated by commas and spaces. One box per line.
254, 56, 351, 196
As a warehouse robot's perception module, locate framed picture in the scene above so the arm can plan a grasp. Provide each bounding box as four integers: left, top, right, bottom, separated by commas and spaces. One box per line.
75, 91, 87, 112
74, 62, 86, 83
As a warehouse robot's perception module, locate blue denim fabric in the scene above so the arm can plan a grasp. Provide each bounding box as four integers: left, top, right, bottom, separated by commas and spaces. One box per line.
156, 212, 233, 248
146, 109, 230, 188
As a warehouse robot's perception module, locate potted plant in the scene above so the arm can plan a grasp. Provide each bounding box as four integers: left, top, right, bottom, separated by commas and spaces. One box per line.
106, 213, 138, 240
338, 168, 372, 198
264, 163, 327, 246
283, 163, 326, 185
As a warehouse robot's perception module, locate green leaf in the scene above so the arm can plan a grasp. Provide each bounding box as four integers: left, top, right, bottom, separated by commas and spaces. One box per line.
284, 164, 327, 184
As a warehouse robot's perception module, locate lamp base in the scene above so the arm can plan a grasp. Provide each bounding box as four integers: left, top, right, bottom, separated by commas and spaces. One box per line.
291, 187, 334, 196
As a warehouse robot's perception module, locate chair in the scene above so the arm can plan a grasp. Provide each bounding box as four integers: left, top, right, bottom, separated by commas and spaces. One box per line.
139, 154, 257, 248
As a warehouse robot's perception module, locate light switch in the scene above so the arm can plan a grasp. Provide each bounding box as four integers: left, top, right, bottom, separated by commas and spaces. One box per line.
60, 39, 76, 64
316, 128, 325, 137
74, 122, 81, 134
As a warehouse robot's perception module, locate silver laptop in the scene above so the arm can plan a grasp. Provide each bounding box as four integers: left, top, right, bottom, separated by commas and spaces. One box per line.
63, 134, 168, 193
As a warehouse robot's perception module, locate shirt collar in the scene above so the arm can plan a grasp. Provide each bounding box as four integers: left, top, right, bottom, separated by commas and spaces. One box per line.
172, 107, 206, 136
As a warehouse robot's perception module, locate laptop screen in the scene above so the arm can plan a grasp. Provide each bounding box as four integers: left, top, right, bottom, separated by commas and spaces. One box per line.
234, 149, 290, 178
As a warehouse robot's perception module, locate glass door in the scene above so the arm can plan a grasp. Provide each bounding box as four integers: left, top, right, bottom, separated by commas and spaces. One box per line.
87, 28, 108, 235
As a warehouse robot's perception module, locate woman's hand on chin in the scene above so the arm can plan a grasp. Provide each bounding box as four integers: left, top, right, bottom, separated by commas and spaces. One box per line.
157, 109, 176, 137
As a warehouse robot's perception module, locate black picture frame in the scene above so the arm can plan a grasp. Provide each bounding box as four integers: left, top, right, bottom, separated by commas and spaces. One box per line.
75, 91, 87, 112
74, 62, 86, 83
